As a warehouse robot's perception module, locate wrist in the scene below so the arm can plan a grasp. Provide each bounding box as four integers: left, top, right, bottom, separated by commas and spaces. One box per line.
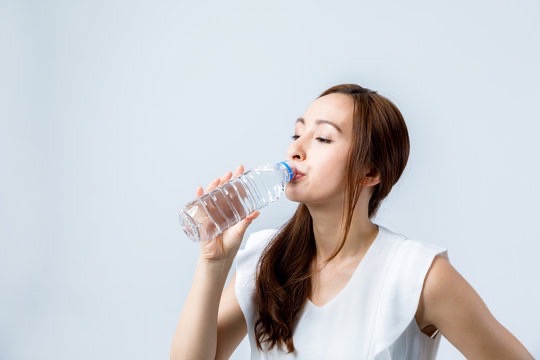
197, 256, 234, 274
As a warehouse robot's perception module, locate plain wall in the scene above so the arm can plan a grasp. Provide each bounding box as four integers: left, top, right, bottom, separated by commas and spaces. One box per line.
1, 0, 539, 359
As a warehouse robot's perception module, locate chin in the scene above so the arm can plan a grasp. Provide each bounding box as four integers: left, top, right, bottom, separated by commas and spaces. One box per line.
285, 192, 301, 203
285, 188, 305, 203
285, 192, 316, 205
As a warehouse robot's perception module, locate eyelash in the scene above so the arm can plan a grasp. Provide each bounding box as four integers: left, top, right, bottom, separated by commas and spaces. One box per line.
291, 135, 332, 144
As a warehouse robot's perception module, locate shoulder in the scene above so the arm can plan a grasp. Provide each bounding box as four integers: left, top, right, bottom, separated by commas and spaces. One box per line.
389, 236, 449, 286
378, 226, 448, 264
374, 227, 449, 300
397, 238, 448, 260
418, 255, 476, 327
422, 255, 456, 302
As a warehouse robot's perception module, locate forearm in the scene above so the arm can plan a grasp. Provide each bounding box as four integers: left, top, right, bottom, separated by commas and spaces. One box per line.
170, 257, 234, 360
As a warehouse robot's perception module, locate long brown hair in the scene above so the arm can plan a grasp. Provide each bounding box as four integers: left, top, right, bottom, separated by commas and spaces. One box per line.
254, 84, 410, 352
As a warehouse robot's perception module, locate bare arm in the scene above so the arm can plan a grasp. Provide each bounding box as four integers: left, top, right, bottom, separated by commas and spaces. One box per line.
170, 263, 247, 360
170, 258, 233, 360
170, 166, 257, 360
416, 257, 534, 359
215, 273, 248, 360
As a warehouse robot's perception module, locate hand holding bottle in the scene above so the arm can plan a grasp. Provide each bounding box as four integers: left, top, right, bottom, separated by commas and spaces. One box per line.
179, 161, 295, 243
197, 165, 260, 262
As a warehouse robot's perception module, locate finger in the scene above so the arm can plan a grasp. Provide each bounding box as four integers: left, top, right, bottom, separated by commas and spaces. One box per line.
195, 186, 204, 197
220, 171, 233, 184
205, 177, 220, 193
233, 211, 260, 238
245, 211, 260, 221
233, 165, 244, 178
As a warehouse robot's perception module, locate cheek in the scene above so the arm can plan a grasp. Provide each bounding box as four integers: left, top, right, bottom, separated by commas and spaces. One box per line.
312, 162, 348, 189
317, 152, 349, 175
325, 161, 349, 187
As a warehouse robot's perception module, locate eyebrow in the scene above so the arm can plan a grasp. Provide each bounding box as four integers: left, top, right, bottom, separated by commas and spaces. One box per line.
296, 117, 343, 133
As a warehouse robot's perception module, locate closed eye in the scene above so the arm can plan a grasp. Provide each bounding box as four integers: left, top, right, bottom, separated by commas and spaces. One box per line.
291, 135, 332, 144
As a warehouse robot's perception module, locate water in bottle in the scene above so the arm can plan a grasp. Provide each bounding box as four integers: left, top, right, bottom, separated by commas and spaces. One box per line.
179, 161, 296, 242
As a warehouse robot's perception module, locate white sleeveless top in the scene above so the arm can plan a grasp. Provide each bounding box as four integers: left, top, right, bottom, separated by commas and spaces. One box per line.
235, 225, 449, 360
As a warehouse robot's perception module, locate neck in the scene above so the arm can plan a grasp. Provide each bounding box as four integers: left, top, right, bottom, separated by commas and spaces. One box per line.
306, 195, 378, 263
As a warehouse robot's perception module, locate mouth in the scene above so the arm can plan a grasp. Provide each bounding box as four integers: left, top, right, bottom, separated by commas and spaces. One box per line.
292, 171, 305, 181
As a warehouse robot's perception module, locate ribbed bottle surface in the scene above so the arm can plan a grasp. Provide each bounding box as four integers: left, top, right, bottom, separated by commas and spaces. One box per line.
179, 162, 295, 242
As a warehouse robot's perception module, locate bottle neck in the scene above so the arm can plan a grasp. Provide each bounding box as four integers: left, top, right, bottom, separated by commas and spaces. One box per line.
278, 161, 295, 182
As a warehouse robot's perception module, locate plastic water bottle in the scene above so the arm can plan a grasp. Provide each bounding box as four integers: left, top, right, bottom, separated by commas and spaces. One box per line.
179, 161, 296, 242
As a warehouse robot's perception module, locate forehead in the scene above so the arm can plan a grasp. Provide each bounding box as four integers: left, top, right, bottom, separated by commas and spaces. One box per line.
300, 93, 354, 129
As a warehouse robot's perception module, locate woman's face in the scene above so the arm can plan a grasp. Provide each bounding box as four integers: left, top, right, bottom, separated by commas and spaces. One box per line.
285, 93, 354, 206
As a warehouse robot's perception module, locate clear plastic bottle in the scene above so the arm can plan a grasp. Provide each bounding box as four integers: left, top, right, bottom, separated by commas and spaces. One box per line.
179, 161, 296, 242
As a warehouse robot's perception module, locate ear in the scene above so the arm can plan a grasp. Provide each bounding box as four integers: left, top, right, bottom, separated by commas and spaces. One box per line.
361, 167, 381, 187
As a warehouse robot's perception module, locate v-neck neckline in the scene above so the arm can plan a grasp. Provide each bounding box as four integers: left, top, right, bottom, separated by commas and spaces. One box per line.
307, 225, 384, 310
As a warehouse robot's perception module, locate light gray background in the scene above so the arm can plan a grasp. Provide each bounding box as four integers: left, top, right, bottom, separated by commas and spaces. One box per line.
1, 0, 539, 359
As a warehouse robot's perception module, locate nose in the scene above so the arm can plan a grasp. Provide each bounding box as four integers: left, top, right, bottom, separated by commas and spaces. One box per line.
287, 136, 306, 161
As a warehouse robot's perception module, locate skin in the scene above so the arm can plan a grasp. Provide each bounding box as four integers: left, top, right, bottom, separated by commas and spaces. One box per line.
170, 94, 533, 360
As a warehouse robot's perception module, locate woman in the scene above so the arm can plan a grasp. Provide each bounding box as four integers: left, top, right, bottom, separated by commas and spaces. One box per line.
171, 84, 533, 359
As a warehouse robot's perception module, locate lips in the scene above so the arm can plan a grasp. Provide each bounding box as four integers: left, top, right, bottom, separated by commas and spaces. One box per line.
293, 170, 305, 181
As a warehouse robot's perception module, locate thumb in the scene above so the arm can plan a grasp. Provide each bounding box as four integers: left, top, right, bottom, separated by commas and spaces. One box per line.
232, 211, 260, 239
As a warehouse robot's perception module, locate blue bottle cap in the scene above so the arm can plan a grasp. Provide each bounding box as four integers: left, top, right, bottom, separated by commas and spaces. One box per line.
279, 161, 295, 182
